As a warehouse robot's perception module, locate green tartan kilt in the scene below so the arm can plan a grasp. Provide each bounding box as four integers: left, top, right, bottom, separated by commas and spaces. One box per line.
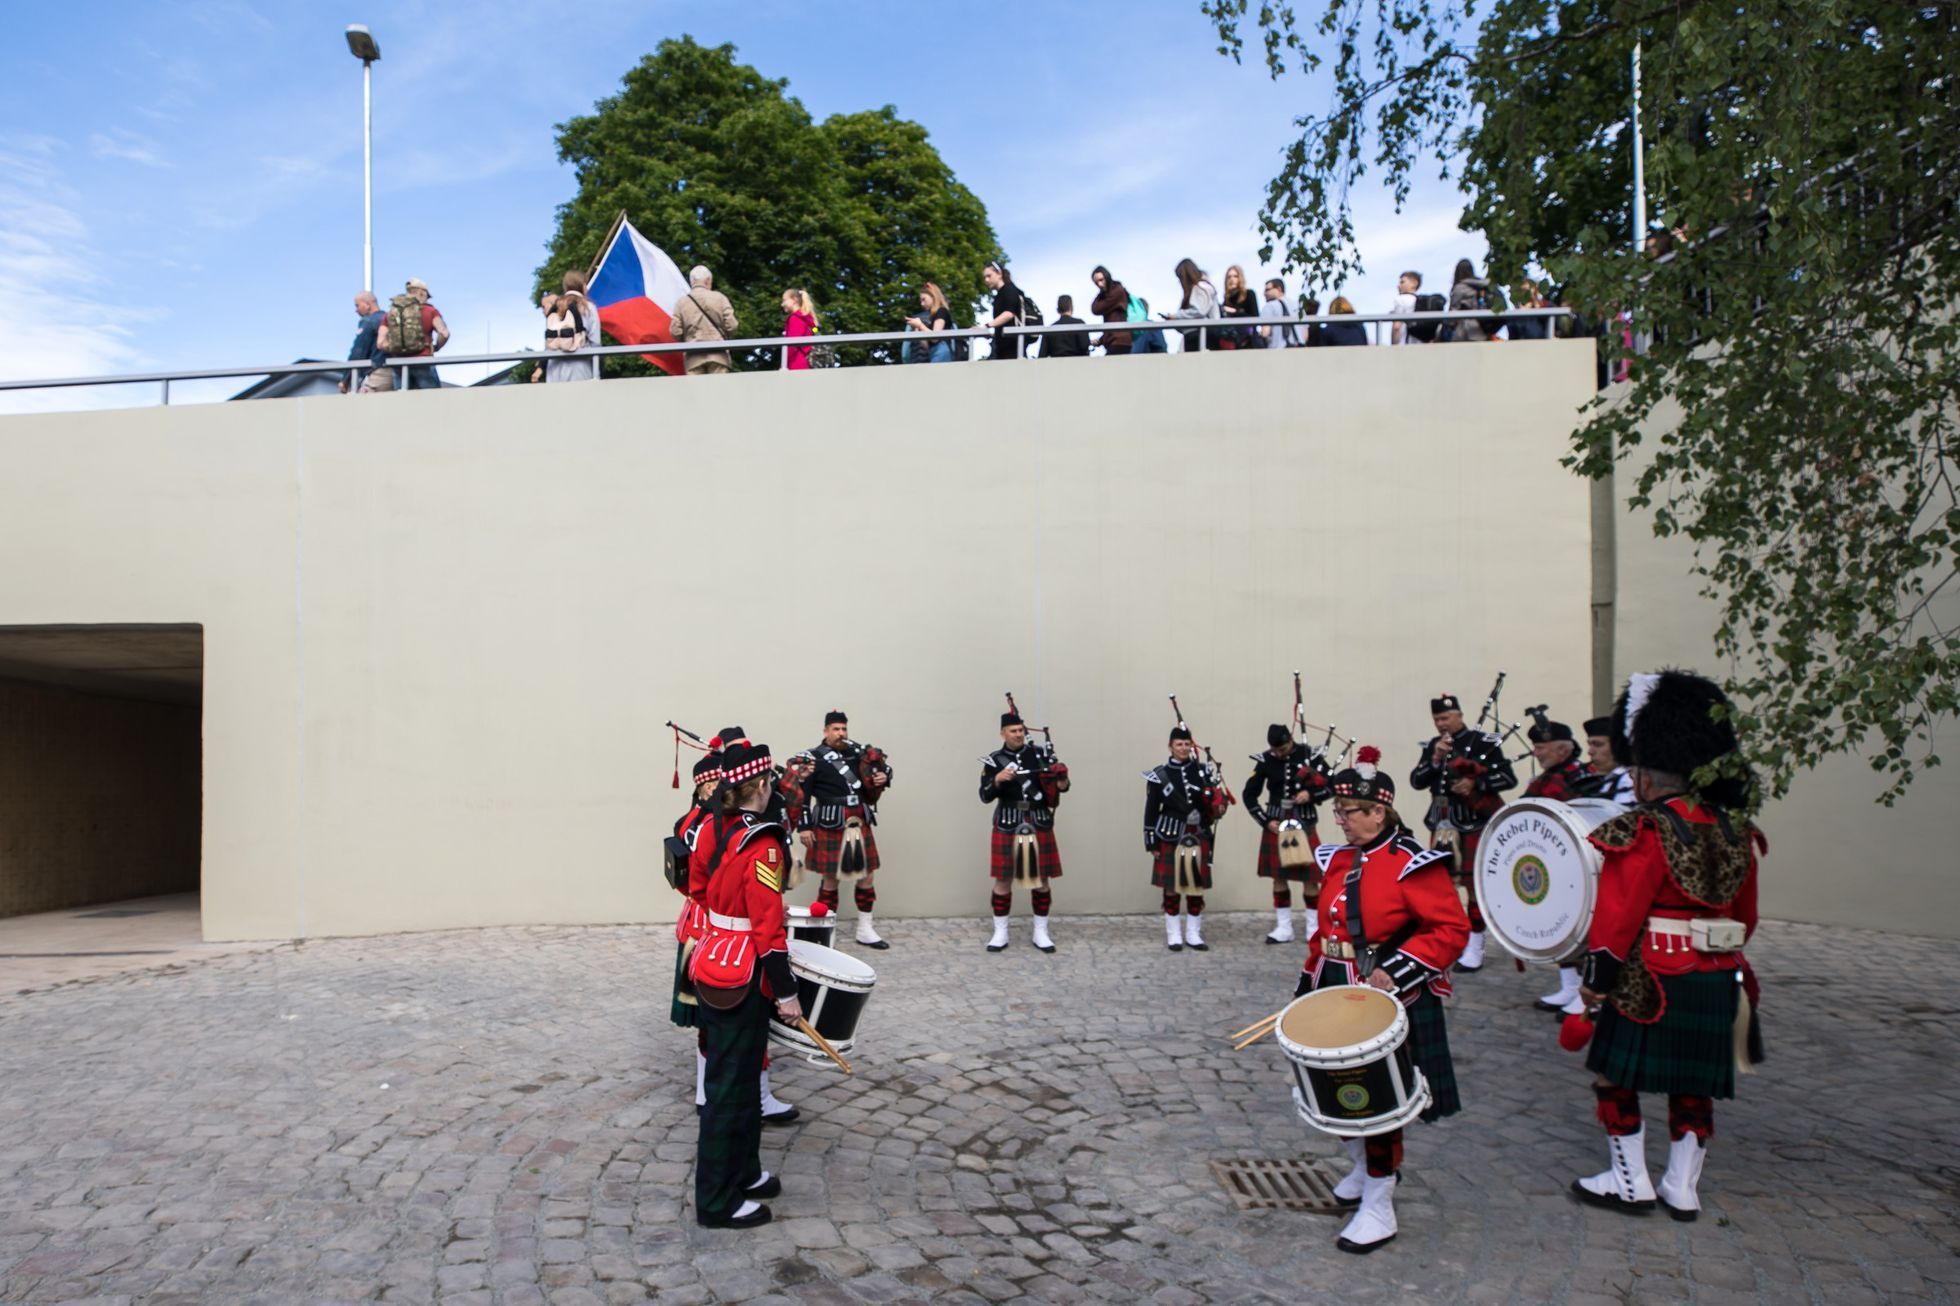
1587, 970, 1739, 1098
1406, 990, 1460, 1123
669, 937, 698, 1029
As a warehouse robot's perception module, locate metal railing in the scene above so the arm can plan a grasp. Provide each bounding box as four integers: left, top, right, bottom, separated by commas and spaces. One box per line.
0, 308, 1574, 406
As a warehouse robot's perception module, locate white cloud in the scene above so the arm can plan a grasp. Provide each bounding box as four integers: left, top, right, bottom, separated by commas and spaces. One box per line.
88, 130, 169, 169
0, 145, 160, 414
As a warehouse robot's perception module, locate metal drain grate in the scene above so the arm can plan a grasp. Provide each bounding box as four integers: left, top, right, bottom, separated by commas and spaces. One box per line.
1211, 1158, 1349, 1214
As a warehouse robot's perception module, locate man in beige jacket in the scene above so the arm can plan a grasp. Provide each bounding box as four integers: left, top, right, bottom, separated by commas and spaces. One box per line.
674, 266, 739, 374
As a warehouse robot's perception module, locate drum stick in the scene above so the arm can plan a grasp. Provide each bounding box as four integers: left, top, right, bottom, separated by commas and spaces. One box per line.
796, 1017, 854, 1076
1227, 1009, 1286, 1041
1233, 1022, 1280, 1052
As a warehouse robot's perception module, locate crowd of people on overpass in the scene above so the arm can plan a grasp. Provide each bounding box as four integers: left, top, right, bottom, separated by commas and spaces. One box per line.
341, 252, 1612, 391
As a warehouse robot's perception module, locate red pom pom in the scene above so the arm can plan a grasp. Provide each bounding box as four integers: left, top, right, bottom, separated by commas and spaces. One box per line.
808, 901, 830, 917
1356, 745, 1382, 766
1558, 1012, 1595, 1052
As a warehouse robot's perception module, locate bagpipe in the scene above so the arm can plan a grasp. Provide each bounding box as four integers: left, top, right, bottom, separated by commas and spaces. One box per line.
1274, 671, 1350, 869
663, 720, 711, 892
855, 742, 893, 807
1168, 694, 1235, 823
1005, 690, 1070, 807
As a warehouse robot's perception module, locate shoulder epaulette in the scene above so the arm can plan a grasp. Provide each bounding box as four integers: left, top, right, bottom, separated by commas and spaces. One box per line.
754, 841, 784, 893
1400, 845, 1453, 879
1314, 842, 1348, 872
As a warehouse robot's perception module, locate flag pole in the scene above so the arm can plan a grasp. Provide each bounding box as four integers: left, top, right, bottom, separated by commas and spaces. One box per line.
585, 209, 629, 287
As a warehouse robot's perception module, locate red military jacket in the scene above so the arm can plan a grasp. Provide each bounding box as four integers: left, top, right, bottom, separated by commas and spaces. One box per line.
1524, 757, 1596, 803
694, 814, 796, 1000
1302, 829, 1470, 1002
671, 803, 721, 943
1586, 797, 1761, 980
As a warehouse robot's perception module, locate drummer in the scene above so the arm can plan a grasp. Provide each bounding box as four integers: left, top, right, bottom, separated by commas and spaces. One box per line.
1295, 747, 1469, 1254
1571, 672, 1762, 1223
689, 736, 802, 1229
672, 753, 722, 1111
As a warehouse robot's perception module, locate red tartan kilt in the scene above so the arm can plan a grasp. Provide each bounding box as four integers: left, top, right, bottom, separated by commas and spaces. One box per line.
988, 825, 1062, 880
805, 818, 880, 876
1150, 837, 1214, 890
1256, 824, 1322, 883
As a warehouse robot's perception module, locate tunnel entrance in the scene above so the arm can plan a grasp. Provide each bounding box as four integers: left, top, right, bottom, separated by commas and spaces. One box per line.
0, 624, 203, 923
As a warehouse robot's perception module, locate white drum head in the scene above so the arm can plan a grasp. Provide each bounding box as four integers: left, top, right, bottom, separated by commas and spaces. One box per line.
1474, 798, 1613, 963
788, 939, 877, 990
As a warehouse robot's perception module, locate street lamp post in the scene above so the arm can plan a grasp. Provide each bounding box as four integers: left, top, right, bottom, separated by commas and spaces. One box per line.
345, 24, 381, 292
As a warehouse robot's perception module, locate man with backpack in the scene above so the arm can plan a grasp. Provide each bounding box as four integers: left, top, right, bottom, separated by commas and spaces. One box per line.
377, 277, 450, 390
1393, 271, 1448, 345
674, 266, 739, 375
1260, 278, 1302, 348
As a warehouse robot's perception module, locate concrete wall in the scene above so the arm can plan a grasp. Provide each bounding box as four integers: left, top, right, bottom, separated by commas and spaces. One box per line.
0, 343, 1601, 940
0, 679, 201, 918
1611, 406, 1960, 937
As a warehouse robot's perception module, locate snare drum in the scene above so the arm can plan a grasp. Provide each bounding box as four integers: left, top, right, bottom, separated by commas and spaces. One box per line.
787, 905, 837, 949
1275, 985, 1430, 1137
769, 941, 877, 1058
1474, 797, 1620, 963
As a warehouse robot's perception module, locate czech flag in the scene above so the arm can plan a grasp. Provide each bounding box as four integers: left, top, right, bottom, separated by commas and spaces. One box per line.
588, 218, 691, 376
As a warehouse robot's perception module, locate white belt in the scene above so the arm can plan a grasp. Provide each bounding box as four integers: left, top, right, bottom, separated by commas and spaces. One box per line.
708, 912, 753, 931
1646, 918, 1693, 937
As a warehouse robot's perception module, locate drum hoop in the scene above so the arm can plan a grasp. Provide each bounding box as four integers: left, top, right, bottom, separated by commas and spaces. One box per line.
1272, 990, 1408, 1065
1475, 796, 1607, 964
787, 940, 878, 987
1291, 1066, 1432, 1137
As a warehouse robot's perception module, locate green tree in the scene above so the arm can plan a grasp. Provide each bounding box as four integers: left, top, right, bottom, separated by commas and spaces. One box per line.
1206, 0, 1960, 803
535, 37, 998, 373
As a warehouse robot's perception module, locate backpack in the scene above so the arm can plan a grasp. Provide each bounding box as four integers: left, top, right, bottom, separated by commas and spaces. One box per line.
1408, 293, 1446, 343
388, 294, 428, 354
1125, 294, 1150, 323
950, 330, 971, 362
1015, 290, 1044, 331
543, 298, 588, 352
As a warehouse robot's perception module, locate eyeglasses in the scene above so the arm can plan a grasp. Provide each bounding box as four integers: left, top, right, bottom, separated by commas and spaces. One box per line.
1333, 804, 1381, 819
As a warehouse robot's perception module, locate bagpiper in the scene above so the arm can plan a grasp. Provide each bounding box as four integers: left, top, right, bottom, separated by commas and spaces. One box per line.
979, 708, 1070, 952
1243, 723, 1333, 944
1571, 670, 1762, 1224
688, 736, 802, 1230
1145, 724, 1229, 951
1409, 692, 1517, 971
1581, 714, 1638, 805
1522, 714, 1596, 802
789, 710, 894, 949
1297, 746, 1468, 1253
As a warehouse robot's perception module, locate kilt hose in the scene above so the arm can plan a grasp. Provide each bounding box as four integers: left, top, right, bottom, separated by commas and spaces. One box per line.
1255, 825, 1322, 884
1307, 964, 1461, 1123
1149, 835, 1214, 891
1587, 971, 1741, 1099
988, 825, 1063, 880
805, 818, 880, 877
695, 984, 770, 1222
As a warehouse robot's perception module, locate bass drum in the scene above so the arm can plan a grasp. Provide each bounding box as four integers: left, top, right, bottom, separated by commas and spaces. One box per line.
1473, 797, 1620, 963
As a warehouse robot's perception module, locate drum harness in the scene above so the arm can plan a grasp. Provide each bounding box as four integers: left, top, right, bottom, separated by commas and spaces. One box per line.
1323, 847, 1417, 984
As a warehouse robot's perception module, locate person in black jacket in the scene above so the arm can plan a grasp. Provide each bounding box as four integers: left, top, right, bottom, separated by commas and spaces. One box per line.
980, 713, 1070, 951
1242, 724, 1332, 943
1409, 692, 1519, 971
1040, 296, 1090, 359
1145, 726, 1226, 952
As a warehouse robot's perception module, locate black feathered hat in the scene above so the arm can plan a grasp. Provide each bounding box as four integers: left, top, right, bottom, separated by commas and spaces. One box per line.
1612, 669, 1752, 809
691, 755, 721, 784
1430, 693, 1461, 714
720, 738, 774, 785
1328, 745, 1394, 804
1000, 711, 1023, 729
1528, 718, 1574, 744
1169, 725, 1194, 744
824, 710, 848, 727
1267, 723, 1292, 748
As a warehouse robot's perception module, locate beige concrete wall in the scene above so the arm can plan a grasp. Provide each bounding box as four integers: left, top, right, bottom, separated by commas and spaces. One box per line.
0, 679, 201, 918
0, 343, 1599, 940
1612, 398, 1960, 938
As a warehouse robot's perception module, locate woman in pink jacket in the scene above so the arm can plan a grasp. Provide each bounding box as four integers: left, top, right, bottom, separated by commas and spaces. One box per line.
781, 288, 817, 370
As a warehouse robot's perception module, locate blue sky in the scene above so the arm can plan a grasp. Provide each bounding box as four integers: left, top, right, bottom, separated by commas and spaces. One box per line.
0, 0, 1487, 409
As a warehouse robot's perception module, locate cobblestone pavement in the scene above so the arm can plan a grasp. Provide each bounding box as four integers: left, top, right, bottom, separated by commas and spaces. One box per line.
0, 913, 1954, 1304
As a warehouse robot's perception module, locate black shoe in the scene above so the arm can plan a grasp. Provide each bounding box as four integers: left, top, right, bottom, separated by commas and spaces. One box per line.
858, 938, 891, 950
1167, 941, 1183, 952
1658, 1195, 1698, 1223
1034, 940, 1056, 954
745, 1173, 783, 1199
987, 940, 1009, 953
698, 1203, 772, 1230
1534, 997, 1574, 1012
1188, 940, 1209, 952
695, 1103, 704, 1117
1570, 1180, 1655, 1215
1336, 1231, 1396, 1254
761, 1105, 800, 1127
